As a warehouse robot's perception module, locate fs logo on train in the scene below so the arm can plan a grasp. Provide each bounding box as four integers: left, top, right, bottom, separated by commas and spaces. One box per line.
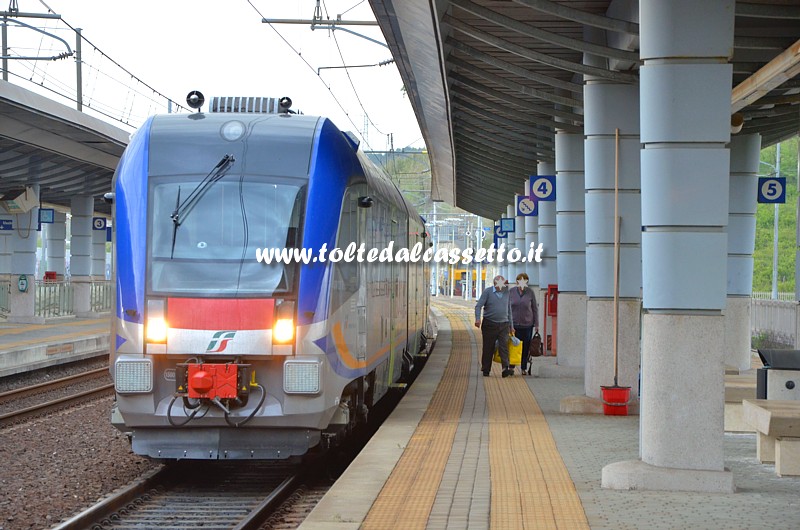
206, 331, 237, 352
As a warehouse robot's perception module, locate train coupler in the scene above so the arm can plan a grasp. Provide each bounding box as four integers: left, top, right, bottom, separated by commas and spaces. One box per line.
175, 362, 251, 402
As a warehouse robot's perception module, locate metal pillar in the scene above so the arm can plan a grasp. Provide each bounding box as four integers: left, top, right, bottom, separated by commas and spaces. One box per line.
75, 28, 82, 111
2, 16, 7, 82
726, 134, 761, 371
771, 143, 781, 300
603, 0, 735, 493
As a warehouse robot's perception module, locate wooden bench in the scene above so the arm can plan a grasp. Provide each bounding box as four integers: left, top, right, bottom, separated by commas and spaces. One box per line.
742, 399, 800, 477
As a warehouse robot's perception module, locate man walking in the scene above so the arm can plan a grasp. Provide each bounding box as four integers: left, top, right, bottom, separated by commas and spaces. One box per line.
475, 275, 515, 377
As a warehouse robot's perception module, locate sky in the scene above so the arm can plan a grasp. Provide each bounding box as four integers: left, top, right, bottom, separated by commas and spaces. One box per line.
12, 0, 423, 152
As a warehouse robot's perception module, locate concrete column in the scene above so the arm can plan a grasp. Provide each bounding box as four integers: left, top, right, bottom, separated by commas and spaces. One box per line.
538, 161, 557, 333
514, 191, 527, 283
555, 131, 586, 370
0, 212, 11, 280
92, 221, 106, 279
726, 134, 760, 371
583, 79, 641, 401
602, 0, 735, 493
71, 196, 94, 316
7, 185, 39, 323
45, 211, 67, 278
506, 204, 517, 283
524, 179, 540, 292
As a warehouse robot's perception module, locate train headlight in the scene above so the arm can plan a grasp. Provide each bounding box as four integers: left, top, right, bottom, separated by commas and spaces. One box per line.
115, 359, 153, 393
284, 361, 320, 394
273, 318, 294, 343
146, 299, 168, 343
273, 300, 295, 345
146, 317, 168, 343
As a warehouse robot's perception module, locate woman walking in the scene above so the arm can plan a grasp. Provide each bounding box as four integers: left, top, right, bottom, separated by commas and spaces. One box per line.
510, 272, 539, 375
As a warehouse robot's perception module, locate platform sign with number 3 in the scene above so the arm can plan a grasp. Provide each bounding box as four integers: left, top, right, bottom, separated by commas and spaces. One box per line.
530, 175, 556, 202
758, 177, 786, 204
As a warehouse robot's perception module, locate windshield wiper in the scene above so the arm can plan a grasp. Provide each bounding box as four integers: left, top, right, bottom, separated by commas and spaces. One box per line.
169, 154, 236, 258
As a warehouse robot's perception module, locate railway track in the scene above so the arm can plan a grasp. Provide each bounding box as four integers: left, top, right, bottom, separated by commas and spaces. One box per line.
53, 459, 309, 530
0, 367, 113, 427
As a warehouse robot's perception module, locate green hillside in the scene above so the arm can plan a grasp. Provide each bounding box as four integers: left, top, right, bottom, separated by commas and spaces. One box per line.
753, 137, 798, 293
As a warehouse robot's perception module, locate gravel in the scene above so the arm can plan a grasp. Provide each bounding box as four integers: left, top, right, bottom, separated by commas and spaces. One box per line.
0, 356, 109, 394
0, 396, 160, 530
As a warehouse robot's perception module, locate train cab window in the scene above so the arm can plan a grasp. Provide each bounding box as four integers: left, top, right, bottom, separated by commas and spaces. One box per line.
147, 175, 306, 296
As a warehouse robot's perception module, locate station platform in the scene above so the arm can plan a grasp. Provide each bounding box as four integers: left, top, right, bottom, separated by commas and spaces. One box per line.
0, 316, 110, 377
300, 298, 800, 530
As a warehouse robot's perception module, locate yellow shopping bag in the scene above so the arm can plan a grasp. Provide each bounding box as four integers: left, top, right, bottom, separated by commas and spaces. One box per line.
493, 336, 522, 365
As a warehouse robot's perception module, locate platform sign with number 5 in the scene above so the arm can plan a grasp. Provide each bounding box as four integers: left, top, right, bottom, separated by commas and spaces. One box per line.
530, 175, 556, 201
758, 177, 786, 204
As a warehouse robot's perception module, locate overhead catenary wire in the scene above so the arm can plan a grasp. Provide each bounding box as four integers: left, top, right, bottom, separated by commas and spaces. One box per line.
340, 0, 365, 16
324, 0, 386, 137
247, 0, 376, 151
35, 0, 187, 113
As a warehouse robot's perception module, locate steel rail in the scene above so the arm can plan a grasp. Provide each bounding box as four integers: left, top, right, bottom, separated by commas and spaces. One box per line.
0, 366, 108, 402
0, 383, 113, 426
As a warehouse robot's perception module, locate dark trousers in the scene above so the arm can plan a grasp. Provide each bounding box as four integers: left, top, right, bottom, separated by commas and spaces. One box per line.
514, 326, 533, 371
481, 319, 509, 372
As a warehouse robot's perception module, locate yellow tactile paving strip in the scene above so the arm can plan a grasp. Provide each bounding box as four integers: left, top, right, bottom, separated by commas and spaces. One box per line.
364, 301, 589, 528
0, 318, 107, 336
485, 376, 589, 529
362, 306, 471, 530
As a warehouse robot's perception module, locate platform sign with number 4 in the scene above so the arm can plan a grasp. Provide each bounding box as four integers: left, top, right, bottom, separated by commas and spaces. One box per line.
758, 177, 786, 204
530, 175, 556, 201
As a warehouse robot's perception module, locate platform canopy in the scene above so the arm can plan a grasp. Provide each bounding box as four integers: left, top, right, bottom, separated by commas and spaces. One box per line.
370, 0, 800, 219
0, 80, 128, 216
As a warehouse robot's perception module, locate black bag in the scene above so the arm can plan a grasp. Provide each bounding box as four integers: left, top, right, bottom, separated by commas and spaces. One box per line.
530, 331, 543, 357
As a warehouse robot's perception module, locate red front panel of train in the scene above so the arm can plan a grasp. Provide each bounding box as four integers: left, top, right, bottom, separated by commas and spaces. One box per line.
168, 298, 275, 330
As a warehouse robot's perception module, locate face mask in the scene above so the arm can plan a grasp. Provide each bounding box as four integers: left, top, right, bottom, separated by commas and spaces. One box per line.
517, 279, 528, 288
494, 279, 505, 289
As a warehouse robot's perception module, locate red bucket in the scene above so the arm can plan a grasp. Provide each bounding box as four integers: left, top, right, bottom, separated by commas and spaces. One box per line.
601, 386, 631, 416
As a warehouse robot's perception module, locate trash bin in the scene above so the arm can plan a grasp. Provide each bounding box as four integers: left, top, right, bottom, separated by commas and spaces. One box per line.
756, 349, 800, 400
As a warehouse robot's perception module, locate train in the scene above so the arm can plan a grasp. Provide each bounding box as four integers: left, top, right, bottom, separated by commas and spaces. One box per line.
109, 93, 432, 459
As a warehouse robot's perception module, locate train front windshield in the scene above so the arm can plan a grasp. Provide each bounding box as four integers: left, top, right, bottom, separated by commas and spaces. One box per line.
147, 175, 305, 296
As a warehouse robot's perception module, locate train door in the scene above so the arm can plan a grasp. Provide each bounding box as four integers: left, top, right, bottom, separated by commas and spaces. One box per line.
369, 200, 390, 401
356, 188, 368, 365
388, 216, 401, 384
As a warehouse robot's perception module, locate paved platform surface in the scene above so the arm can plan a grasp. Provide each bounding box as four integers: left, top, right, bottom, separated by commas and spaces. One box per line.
300, 298, 800, 529
0, 317, 110, 377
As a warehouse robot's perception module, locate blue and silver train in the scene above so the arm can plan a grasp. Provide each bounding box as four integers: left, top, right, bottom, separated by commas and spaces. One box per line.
110, 94, 431, 459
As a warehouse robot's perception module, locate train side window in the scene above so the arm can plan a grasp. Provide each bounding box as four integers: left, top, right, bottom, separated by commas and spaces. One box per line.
331, 185, 363, 310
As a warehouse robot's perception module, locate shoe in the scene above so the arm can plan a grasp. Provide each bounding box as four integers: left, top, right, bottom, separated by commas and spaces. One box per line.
526, 368, 532, 375
520, 367, 527, 375
502, 368, 513, 378
483, 371, 490, 377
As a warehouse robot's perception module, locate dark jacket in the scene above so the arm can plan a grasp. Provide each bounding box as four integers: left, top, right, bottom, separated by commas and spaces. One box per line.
509, 286, 538, 327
